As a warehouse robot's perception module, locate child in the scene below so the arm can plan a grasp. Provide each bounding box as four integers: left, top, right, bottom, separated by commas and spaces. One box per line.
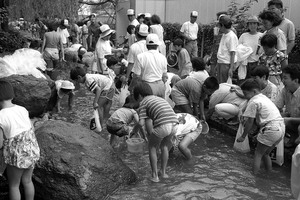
173, 38, 192, 79
188, 57, 210, 84
70, 66, 115, 128
127, 25, 136, 47
258, 33, 288, 87
106, 95, 140, 146
0, 80, 40, 200
236, 78, 285, 175
133, 82, 179, 183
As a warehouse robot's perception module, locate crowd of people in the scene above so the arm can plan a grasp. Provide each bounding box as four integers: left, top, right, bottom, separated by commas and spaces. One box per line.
1, 0, 300, 199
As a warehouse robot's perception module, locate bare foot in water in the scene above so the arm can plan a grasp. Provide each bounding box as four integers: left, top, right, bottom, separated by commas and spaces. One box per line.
161, 173, 169, 179
150, 176, 160, 183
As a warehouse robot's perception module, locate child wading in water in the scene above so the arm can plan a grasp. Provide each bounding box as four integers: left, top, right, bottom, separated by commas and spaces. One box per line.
0, 80, 40, 200
237, 78, 285, 175
134, 82, 179, 183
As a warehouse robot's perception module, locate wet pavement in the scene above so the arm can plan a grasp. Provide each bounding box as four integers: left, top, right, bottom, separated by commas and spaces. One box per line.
56, 88, 294, 200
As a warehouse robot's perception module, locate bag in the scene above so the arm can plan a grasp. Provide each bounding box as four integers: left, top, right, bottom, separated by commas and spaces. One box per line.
269, 137, 284, 166
226, 77, 232, 84
119, 85, 130, 106
233, 123, 250, 153
90, 110, 102, 133
0, 149, 6, 175
238, 64, 247, 80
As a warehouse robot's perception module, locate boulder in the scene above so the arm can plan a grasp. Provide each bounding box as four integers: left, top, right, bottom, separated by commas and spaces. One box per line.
34, 120, 137, 200
0, 75, 52, 117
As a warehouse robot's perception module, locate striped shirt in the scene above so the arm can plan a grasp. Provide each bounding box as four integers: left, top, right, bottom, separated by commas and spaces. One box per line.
139, 95, 178, 128
85, 73, 113, 92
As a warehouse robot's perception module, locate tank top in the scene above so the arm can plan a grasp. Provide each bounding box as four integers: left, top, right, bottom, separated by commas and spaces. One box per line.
44, 31, 61, 49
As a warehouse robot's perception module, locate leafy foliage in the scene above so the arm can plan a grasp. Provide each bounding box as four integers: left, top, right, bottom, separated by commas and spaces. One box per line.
0, 29, 27, 52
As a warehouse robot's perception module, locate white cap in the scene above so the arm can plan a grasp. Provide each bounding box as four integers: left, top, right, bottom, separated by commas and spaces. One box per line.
191, 11, 198, 17
146, 33, 161, 46
137, 24, 149, 37
63, 19, 69, 26
61, 81, 75, 90
127, 9, 135, 15
145, 13, 151, 18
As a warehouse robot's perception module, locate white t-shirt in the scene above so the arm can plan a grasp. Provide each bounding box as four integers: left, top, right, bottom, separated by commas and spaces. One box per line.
180, 21, 199, 40
57, 27, 70, 44
278, 18, 295, 42
85, 73, 113, 92
95, 39, 112, 59
127, 40, 147, 64
188, 70, 209, 84
291, 144, 300, 200
239, 32, 263, 63
0, 105, 32, 139
133, 49, 167, 82
217, 30, 238, 64
264, 27, 287, 52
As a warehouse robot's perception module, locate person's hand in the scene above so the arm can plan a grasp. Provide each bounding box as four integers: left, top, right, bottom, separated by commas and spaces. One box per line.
199, 114, 206, 121
93, 102, 98, 110
228, 68, 233, 78
236, 136, 245, 143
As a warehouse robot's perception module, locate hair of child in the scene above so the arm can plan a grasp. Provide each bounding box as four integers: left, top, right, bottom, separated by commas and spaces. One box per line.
0, 80, 15, 101
282, 64, 300, 83
150, 14, 161, 25
106, 56, 119, 67
251, 65, 270, 79
170, 75, 181, 87
260, 33, 278, 48
240, 78, 261, 91
267, 0, 283, 9
173, 38, 184, 47
70, 66, 86, 80
127, 25, 135, 34
123, 95, 139, 109
259, 10, 282, 27
133, 82, 153, 100
191, 57, 206, 71
203, 76, 219, 91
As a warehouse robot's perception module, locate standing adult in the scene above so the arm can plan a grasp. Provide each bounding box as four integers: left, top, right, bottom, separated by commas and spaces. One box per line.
180, 11, 199, 58
34, 17, 47, 40
57, 19, 70, 48
127, 9, 139, 27
267, 0, 295, 55
150, 14, 166, 56
132, 34, 167, 98
88, 13, 101, 51
69, 18, 80, 44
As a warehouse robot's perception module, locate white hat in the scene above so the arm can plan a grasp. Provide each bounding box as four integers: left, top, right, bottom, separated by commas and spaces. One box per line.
99, 24, 115, 38
127, 9, 135, 15
146, 33, 161, 46
137, 24, 149, 37
145, 13, 151, 18
61, 81, 75, 90
191, 11, 198, 17
137, 13, 145, 17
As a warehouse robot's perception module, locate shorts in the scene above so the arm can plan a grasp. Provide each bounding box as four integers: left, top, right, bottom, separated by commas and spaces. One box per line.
43, 48, 59, 61
153, 123, 178, 139
257, 120, 285, 147
106, 118, 131, 137
171, 87, 189, 105
100, 86, 115, 101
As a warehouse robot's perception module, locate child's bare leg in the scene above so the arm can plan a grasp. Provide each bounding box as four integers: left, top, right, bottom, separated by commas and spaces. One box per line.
22, 167, 35, 200
103, 100, 112, 122
178, 135, 193, 161
160, 135, 172, 178
7, 165, 23, 200
148, 133, 161, 182
254, 142, 270, 175
262, 153, 272, 172
97, 98, 106, 128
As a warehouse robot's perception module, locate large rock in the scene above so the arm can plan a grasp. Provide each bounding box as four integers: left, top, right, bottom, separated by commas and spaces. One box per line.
34, 120, 137, 200
0, 75, 52, 117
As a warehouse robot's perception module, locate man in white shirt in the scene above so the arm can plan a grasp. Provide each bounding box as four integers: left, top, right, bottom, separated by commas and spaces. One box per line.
180, 11, 199, 58
268, 0, 295, 55
57, 19, 70, 48
132, 34, 167, 98
127, 9, 139, 27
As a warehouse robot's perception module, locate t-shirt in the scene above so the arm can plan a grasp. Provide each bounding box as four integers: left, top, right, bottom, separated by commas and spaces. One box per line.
139, 95, 178, 128
291, 144, 300, 200
188, 70, 209, 84
178, 48, 192, 77
278, 18, 295, 42
258, 50, 287, 76
261, 80, 278, 102
174, 77, 203, 103
0, 105, 32, 139
209, 83, 246, 108
127, 40, 147, 64
243, 93, 282, 127
95, 39, 112, 59
57, 27, 70, 45
44, 31, 61, 49
84, 73, 113, 92
180, 21, 199, 40
275, 86, 300, 117
109, 108, 137, 124
264, 27, 287, 52
239, 32, 263, 62
217, 30, 238, 64
133, 49, 167, 82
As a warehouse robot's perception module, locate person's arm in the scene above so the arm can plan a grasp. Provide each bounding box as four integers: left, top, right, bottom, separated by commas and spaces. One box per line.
41, 35, 46, 53
124, 63, 134, 83
206, 108, 215, 120
287, 40, 295, 55
133, 111, 139, 123
56, 97, 62, 113
236, 117, 255, 142
199, 99, 205, 121
60, 36, 65, 61
228, 51, 235, 78
145, 118, 153, 135
92, 86, 102, 109
68, 92, 74, 111
192, 102, 199, 118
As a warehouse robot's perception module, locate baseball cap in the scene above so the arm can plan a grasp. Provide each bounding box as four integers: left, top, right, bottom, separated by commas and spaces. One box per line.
127, 9, 135, 16
137, 24, 149, 37
191, 11, 198, 17
146, 33, 161, 46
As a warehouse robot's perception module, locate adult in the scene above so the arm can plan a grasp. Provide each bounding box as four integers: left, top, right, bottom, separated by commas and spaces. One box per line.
41, 23, 64, 73
180, 11, 199, 58
259, 10, 287, 54
132, 34, 167, 98
34, 17, 47, 40
268, 0, 295, 55
124, 24, 149, 92
137, 13, 145, 24
69, 18, 80, 44
275, 64, 300, 147
144, 13, 152, 27
57, 19, 70, 48
150, 14, 166, 56
127, 9, 139, 27
238, 16, 263, 78
88, 13, 101, 51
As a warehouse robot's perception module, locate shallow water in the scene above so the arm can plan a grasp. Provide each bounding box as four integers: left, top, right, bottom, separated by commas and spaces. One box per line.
57, 88, 293, 200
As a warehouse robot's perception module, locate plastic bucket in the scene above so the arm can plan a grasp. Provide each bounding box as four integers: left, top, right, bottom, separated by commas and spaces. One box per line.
201, 121, 209, 134
126, 138, 145, 153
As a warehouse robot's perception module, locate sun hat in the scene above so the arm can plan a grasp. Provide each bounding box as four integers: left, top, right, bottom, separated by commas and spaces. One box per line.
127, 9, 135, 16
137, 13, 145, 17
144, 13, 151, 18
146, 33, 161, 46
61, 81, 75, 90
137, 24, 149, 37
0, 80, 15, 101
99, 24, 115, 38
191, 11, 198, 17
247, 15, 259, 24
